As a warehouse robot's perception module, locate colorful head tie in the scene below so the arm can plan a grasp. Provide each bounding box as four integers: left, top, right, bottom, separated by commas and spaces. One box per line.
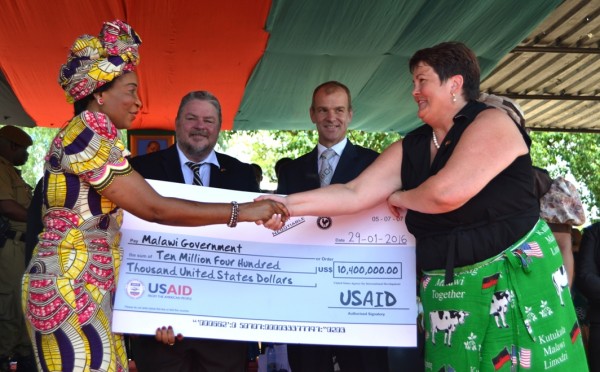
58, 20, 142, 103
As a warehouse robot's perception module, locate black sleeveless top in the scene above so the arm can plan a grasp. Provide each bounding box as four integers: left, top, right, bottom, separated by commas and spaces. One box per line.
401, 101, 539, 282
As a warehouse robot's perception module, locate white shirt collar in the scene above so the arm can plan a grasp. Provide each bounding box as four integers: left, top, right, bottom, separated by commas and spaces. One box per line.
177, 146, 221, 186
317, 137, 347, 157
176, 145, 220, 169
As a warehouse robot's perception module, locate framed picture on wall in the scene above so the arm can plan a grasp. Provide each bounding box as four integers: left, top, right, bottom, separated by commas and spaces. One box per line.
128, 130, 175, 157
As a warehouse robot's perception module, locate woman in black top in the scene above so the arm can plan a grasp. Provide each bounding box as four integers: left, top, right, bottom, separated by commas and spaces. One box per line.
260, 41, 587, 371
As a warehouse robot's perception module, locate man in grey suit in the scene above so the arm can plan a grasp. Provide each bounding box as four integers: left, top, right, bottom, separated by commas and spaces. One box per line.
129, 91, 259, 372
276, 81, 387, 372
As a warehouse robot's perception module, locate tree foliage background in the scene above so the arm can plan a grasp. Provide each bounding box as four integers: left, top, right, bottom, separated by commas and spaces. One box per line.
529, 131, 599, 223
11, 126, 599, 224
217, 130, 401, 187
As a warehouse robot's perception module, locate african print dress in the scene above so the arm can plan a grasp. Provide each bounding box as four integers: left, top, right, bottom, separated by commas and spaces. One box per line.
22, 111, 132, 372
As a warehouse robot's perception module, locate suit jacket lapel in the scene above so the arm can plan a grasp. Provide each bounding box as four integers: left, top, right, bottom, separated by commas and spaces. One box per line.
163, 145, 185, 183
209, 153, 225, 188
331, 141, 357, 184
305, 147, 321, 189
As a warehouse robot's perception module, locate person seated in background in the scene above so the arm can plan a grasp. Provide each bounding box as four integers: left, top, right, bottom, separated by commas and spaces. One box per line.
251, 163, 266, 192
0, 125, 36, 372
532, 166, 585, 287
274, 157, 292, 182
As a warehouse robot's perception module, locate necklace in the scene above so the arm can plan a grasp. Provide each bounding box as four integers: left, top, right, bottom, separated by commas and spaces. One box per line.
432, 131, 440, 149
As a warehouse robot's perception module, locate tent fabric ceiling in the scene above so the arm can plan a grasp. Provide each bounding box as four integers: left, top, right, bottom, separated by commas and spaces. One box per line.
0, 0, 272, 130
237, 0, 562, 133
0, 0, 561, 134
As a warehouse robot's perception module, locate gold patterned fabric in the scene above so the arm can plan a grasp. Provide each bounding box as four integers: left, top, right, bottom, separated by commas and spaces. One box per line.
22, 111, 132, 372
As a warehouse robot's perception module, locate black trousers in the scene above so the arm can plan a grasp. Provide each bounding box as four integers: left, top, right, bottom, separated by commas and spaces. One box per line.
286, 344, 389, 372
131, 335, 247, 372
589, 322, 600, 372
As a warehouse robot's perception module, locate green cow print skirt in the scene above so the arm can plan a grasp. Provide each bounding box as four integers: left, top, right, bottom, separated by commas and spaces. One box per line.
421, 219, 588, 371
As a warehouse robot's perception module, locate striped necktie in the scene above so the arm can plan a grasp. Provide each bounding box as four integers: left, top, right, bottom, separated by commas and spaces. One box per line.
186, 162, 204, 186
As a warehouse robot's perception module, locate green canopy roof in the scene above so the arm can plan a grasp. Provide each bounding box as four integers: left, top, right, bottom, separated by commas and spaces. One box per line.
235, 0, 562, 134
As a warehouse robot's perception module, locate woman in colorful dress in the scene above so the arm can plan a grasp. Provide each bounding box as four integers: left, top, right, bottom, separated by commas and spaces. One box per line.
22, 20, 287, 372
259, 42, 588, 371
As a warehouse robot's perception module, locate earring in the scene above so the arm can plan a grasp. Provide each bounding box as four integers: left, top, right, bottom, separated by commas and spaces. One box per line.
97, 97, 104, 106
452, 93, 457, 103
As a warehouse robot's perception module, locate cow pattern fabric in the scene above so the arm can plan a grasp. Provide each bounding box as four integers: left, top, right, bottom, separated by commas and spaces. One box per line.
420, 219, 587, 371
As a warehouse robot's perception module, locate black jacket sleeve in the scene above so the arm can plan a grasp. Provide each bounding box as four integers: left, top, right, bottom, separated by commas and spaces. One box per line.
575, 223, 600, 320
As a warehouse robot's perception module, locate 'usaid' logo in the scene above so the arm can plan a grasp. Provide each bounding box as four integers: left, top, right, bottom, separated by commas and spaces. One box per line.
126, 280, 145, 299
148, 283, 193, 296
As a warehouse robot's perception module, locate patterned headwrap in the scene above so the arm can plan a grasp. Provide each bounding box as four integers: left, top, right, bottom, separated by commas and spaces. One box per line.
58, 20, 142, 103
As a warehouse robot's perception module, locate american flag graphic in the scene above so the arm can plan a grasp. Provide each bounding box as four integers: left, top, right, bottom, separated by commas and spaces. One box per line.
422, 276, 431, 290
521, 242, 543, 258
519, 348, 531, 368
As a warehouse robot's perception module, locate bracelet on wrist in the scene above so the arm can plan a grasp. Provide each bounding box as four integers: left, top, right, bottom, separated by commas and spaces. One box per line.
227, 201, 239, 228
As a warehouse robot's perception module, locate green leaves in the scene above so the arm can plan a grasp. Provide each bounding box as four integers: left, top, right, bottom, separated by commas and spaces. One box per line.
530, 131, 600, 223
16, 125, 597, 223
218, 129, 400, 186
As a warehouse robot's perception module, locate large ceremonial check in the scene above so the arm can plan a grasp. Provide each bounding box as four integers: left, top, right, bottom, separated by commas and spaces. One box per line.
113, 180, 417, 347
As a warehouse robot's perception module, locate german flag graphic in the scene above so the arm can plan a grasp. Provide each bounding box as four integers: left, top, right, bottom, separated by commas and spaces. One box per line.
492, 347, 511, 370
482, 273, 500, 289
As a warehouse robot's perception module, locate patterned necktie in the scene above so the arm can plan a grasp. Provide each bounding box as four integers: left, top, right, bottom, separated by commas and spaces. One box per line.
319, 148, 336, 187
185, 162, 204, 186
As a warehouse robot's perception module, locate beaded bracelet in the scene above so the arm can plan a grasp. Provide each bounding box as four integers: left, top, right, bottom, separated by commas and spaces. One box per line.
227, 201, 239, 228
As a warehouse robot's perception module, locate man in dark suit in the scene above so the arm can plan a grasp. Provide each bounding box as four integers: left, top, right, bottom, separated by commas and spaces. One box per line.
129, 91, 259, 372
276, 81, 387, 372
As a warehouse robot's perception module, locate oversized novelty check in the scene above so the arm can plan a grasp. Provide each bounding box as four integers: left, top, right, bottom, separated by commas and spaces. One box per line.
112, 180, 417, 347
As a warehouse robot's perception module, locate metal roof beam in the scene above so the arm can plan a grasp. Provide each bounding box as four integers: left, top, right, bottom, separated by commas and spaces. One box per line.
499, 93, 600, 101
512, 46, 600, 54
527, 127, 600, 134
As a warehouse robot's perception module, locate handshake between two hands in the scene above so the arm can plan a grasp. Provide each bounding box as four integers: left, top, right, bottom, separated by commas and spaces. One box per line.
253, 194, 289, 230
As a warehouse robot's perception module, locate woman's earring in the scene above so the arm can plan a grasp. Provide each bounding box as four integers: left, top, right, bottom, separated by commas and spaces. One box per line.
451, 93, 457, 103
97, 97, 104, 106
